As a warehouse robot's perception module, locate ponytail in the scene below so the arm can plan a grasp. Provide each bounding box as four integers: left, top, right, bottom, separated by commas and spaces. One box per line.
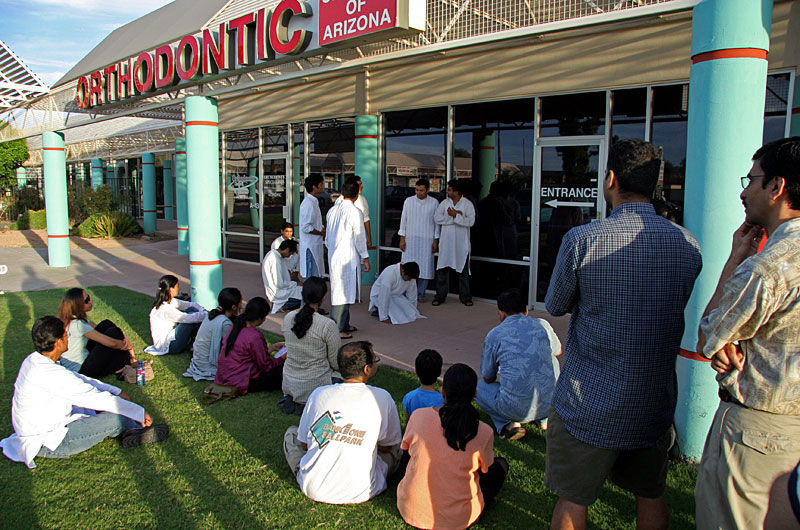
223, 297, 270, 357
152, 274, 178, 310
292, 277, 327, 339
209, 287, 242, 321
439, 363, 479, 451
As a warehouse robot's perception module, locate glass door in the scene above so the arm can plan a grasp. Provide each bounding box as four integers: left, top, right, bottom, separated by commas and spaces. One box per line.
261, 153, 291, 255
531, 138, 605, 308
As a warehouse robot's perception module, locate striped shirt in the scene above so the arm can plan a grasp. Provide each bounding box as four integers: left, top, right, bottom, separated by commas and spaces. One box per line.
545, 202, 701, 450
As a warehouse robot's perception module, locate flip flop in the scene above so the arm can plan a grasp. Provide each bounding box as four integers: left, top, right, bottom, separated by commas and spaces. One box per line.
462, 300, 474, 307
431, 300, 442, 306
340, 333, 353, 340
345, 325, 358, 332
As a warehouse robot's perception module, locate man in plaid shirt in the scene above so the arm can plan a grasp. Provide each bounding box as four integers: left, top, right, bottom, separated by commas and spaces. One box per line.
545, 139, 701, 530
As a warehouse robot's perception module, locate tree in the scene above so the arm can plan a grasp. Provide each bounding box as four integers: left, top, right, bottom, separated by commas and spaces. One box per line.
0, 125, 29, 190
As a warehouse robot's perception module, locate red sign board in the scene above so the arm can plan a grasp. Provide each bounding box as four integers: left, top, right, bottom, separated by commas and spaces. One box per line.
319, 0, 398, 45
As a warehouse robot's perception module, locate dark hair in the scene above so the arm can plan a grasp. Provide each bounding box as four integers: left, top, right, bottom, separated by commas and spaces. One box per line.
353, 175, 362, 183
280, 221, 293, 231
606, 138, 661, 198
278, 239, 299, 253
447, 179, 465, 196
153, 274, 179, 310
753, 137, 800, 210
341, 178, 359, 199
304, 174, 324, 193
338, 341, 374, 380
223, 297, 270, 357
401, 262, 420, 280
209, 287, 242, 321
439, 363, 479, 451
57, 287, 88, 325
497, 288, 526, 315
292, 277, 327, 339
32, 316, 65, 354
415, 349, 442, 385
415, 178, 430, 190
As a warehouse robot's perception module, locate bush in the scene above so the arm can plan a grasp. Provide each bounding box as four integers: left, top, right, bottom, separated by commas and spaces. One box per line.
68, 184, 116, 224
12, 209, 47, 229
76, 211, 143, 238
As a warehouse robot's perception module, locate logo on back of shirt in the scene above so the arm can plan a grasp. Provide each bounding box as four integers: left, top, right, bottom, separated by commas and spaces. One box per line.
310, 411, 367, 448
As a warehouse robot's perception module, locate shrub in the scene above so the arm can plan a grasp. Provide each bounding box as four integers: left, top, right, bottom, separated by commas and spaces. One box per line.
13, 209, 47, 229
68, 184, 116, 224
76, 211, 143, 238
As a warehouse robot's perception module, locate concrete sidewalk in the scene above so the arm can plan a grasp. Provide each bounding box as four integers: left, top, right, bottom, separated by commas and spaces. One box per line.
0, 222, 569, 374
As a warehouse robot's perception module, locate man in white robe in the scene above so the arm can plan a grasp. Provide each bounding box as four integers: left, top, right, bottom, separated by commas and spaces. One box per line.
299, 175, 325, 279
433, 179, 476, 306
262, 239, 303, 314
326, 178, 370, 337
334, 175, 371, 247
271, 221, 300, 277
398, 178, 440, 302
369, 262, 425, 325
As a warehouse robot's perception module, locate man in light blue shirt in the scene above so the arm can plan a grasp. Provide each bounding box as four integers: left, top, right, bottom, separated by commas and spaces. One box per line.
475, 289, 561, 440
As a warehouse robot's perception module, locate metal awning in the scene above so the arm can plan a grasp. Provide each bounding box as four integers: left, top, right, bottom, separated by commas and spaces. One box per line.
0, 39, 49, 110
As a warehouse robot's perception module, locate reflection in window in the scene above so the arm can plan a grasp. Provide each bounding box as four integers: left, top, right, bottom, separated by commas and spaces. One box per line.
309, 118, 354, 219
764, 73, 790, 144
383, 107, 448, 249
224, 128, 260, 262
540, 92, 606, 137
611, 88, 647, 142
650, 84, 688, 217
262, 124, 288, 153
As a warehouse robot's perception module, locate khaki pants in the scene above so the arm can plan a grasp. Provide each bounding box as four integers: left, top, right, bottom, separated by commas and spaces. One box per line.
695, 401, 800, 530
283, 425, 403, 477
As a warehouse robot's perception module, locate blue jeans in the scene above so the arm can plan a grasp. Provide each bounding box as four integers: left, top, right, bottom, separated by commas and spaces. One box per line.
167, 306, 201, 354
37, 412, 138, 459
331, 304, 351, 333
417, 278, 429, 301
305, 249, 319, 278
58, 357, 82, 372
475, 379, 545, 433
283, 298, 301, 311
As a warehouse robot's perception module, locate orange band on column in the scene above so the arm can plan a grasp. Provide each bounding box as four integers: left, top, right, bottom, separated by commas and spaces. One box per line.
190, 260, 221, 266
679, 348, 711, 362
692, 48, 767, 64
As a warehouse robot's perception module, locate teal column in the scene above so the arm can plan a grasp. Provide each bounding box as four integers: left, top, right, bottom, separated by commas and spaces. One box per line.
175, 138, 189, 255
292, 144, 301, 228
42, 132, 70, 268
248, 158, 259, 228
163, 160, 174, 221
185, 96, 222, 308
355, 115, 379, 285
791, 77, 800, 136
15, 166, 26, 187
90, 158, 103, 190
142, 153, 156, 234
677, 0, 773, 461
106, 160, 116, 194
473, 131, 497, 199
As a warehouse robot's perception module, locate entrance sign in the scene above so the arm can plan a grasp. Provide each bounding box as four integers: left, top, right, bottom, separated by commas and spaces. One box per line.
541, 187, 598, 199
544, 199, 594, 208
76, 0, 426, 109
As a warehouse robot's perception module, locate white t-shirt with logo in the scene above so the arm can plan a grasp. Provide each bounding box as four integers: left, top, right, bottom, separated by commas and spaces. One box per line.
296, 382, 401, 504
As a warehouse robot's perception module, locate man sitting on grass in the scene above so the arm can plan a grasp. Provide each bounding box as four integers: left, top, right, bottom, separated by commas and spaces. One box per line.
0, 316, 169, 469
283, 341, 402, 504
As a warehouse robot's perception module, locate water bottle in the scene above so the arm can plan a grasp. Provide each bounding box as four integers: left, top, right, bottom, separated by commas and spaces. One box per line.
136, 361, 146, 387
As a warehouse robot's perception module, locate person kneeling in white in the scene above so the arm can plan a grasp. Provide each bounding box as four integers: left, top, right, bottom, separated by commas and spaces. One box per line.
262, 239, 303, 313
368, 262, 425, 325
284, 341, 402, 504
0, 316, 169, 469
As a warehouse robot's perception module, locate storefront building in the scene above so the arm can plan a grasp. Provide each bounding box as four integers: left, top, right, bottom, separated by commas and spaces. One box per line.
4, 0, 798, 459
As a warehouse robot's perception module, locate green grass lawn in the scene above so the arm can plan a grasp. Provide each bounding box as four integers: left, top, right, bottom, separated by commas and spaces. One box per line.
0, 287, 698, 529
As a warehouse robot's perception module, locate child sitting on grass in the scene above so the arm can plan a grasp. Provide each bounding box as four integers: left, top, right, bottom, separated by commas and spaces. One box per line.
402, 349, 444, 421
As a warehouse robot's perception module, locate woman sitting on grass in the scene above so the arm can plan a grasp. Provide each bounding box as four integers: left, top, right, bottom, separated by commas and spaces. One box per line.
397, 363, 508, 530
183, 287, 242, 381
280, 277, 341, 411
147, 274, 206, 355
215, 297, 285, 395
57, 287, 135, 378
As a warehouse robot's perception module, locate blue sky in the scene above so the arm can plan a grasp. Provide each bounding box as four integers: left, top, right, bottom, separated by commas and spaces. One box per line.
0, 0, 172, 87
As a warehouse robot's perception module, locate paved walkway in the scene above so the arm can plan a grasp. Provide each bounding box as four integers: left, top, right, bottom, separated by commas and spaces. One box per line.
0, 221, 570, 374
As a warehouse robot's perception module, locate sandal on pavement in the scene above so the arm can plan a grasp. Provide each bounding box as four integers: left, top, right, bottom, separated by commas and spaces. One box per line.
462, 300, 474, 307
431, 300, 442, 306
340, 333, 353, 340
345, 325, 358, 332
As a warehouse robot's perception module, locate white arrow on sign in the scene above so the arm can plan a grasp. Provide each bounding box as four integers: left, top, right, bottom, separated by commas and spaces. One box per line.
545, 199, 594, 208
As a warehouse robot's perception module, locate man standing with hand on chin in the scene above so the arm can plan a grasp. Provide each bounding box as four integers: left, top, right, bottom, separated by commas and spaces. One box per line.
695, 137, 800, 530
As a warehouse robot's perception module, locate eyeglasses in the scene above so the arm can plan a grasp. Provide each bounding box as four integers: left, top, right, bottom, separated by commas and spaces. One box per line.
373, 355, 381, 364
741, 174, 765, 189
84, 295, 91, 304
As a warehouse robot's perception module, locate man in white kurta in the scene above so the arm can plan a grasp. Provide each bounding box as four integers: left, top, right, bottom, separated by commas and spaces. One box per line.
334, 175, 371, 247
326, 179, 370, 336
369, 262, 425, 325
398, 178, 440, 302
299, 175, 326, 279
262, 240, 303, 314
271, 221, 300, 276
433, 179, 476, 305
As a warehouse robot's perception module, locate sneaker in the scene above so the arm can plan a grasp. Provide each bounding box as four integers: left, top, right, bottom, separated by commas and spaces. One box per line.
499, 422, 525, 441
122, 424, 170, 448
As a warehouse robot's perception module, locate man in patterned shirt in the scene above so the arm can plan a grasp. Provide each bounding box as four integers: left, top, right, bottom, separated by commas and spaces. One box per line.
545, 138, 702, 530
695, 137, 800, 530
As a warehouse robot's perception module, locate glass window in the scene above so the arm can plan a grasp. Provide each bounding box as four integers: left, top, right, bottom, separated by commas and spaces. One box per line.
764, 72, 790, 144
650, 84, 688, 220
262, 124, 289, 153
540, 92, 606, 137
383, 107, 448, 249
309, 117, 355, 220
224, 128, 260, 262
611, 88, 647, 142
